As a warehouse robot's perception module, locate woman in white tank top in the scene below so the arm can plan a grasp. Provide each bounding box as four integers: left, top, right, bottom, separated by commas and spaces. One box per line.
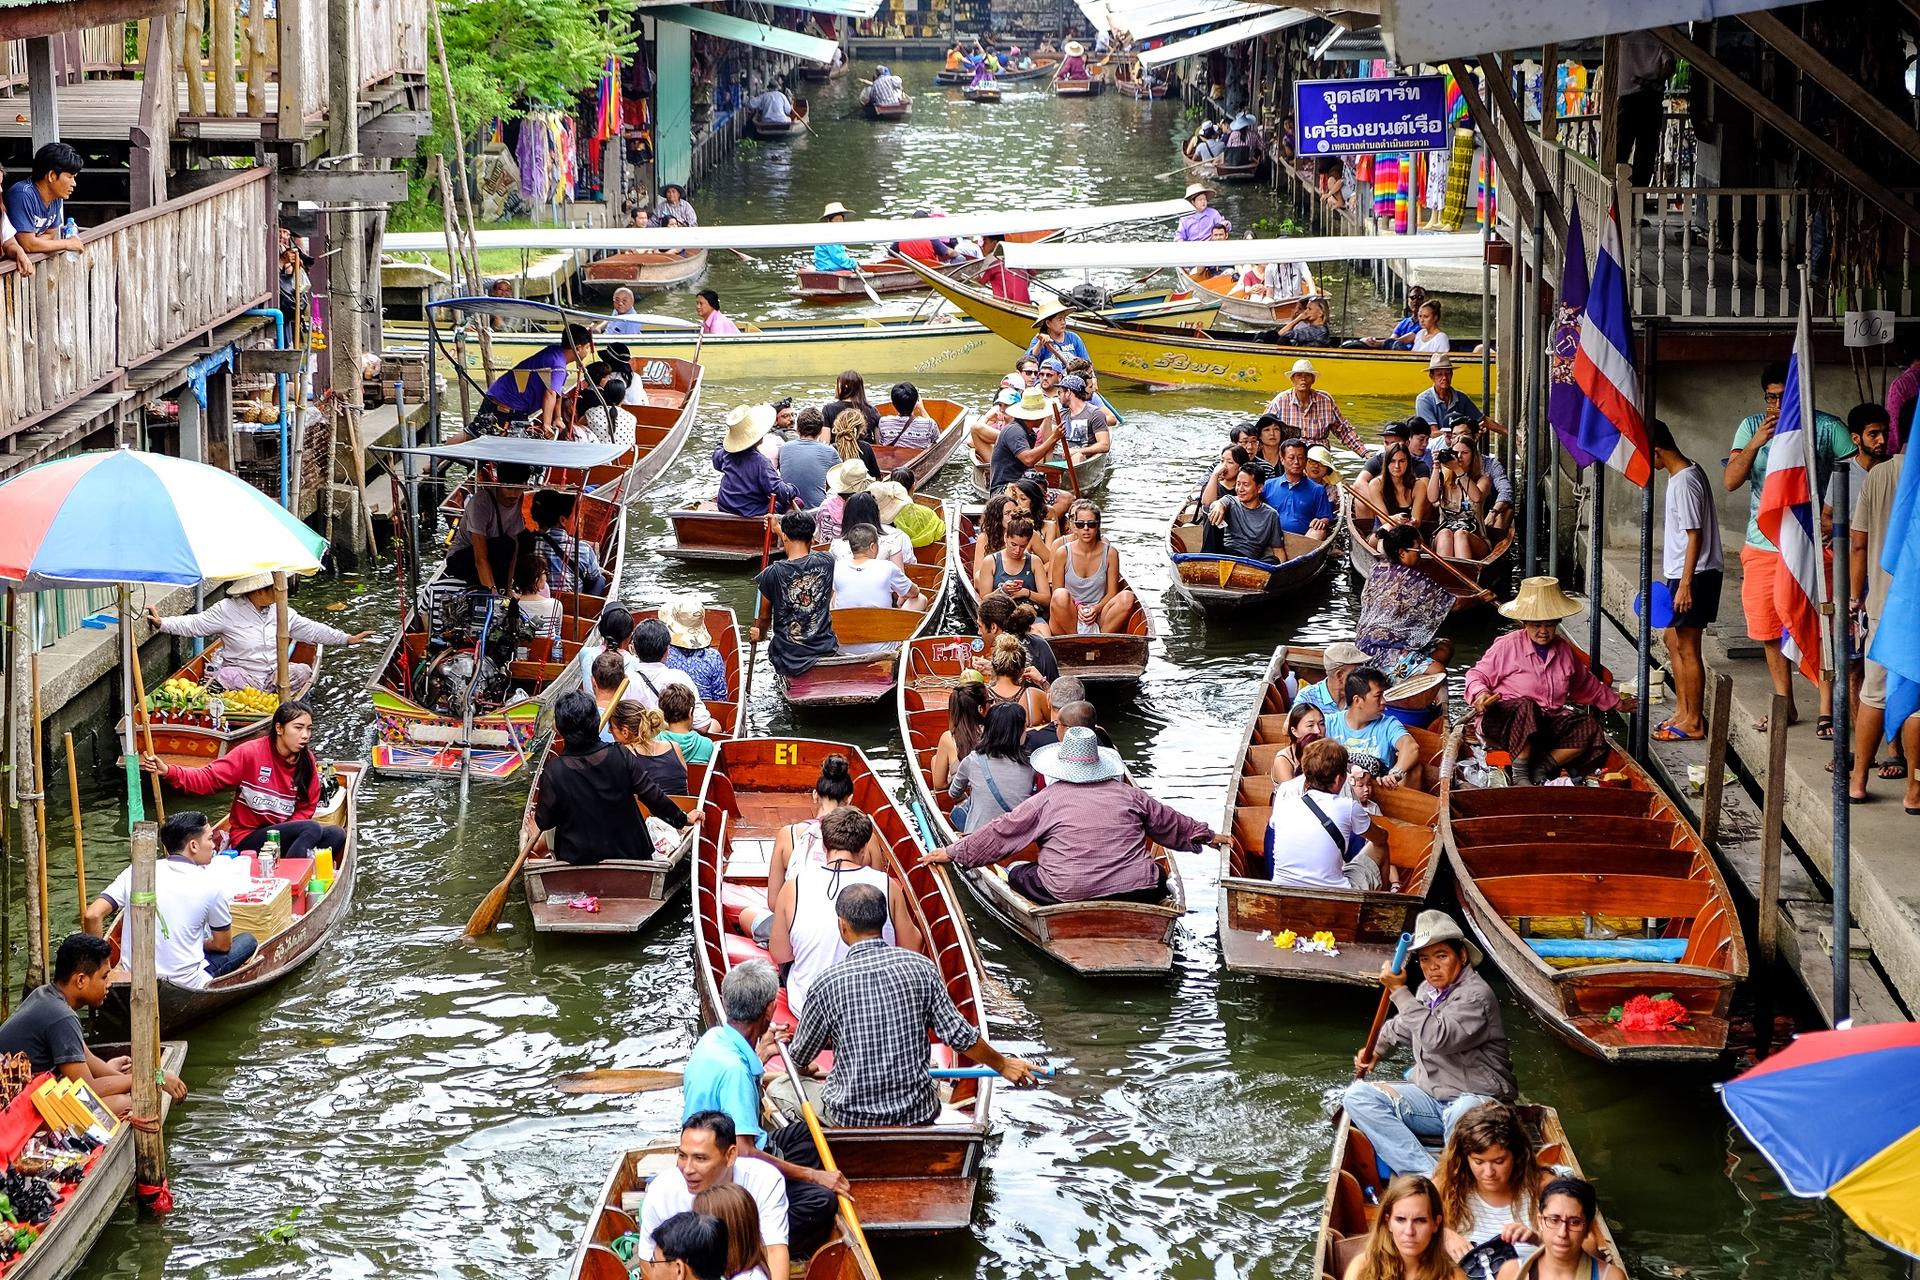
768, 808, 921, 1020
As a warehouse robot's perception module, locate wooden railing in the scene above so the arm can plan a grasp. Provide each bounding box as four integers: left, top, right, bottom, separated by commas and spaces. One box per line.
0, 168, 273, 440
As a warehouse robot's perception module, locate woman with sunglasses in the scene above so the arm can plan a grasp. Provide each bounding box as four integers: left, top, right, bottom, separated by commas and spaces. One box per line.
1048, 499, 1137, 636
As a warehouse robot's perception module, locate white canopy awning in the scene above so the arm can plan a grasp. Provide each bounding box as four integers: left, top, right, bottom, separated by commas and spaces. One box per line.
1001, 232, 1487, 271
1080, 0, 1284, 43
759, 0, 879, 19
1138, 9, 1314, 68
385, 199, 1194, 254
1379, 0, 1800, 65
651, 5, 840, 63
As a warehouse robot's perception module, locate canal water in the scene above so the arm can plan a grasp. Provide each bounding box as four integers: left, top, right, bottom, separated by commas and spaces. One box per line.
36, 62, 1891, 1279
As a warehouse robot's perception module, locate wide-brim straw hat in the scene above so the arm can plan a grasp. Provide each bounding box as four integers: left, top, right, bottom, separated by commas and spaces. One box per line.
1065, 40, 1085, 55
1427, 352, 1455, 372
1183, 181, 1216, 202
1323, 641, 1368, 668
820, 201, 850, 221
661, 595, 711, 649
1032, 725, 1125, 783
1231, 112, 1256, 130
724, 403, 777, 453
225, 572, 275, 596
1008, 388, 1052, 421
1410, 908, 1483, 967
827, 458, 874, 496
1290, 358, 1318, 378
1031, 300, 1073, 330
1499, 575, 1583, 623
869, 480, 913, 524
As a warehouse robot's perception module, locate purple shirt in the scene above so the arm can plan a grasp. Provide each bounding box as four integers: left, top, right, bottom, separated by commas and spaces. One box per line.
485, 345, 568, 414
1885, 362, 1919, 454
1175, 206, 1229, 242
948, 777, 1211, 900
711, 444, 796, 518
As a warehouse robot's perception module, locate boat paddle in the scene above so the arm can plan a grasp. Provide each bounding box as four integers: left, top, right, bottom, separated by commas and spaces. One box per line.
847, 258, 886, 307
462, 675, 628, 938
775, 1041, 879, 1277
127, 649, 166, 822
550, 1063, 1052, 1095
1048, 398, 1082, 497
1354, 932, 1414, 1080
1345, 479, 1496, 602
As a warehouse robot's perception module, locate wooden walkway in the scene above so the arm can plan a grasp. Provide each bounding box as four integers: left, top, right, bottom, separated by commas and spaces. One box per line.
0, 77, 277, 141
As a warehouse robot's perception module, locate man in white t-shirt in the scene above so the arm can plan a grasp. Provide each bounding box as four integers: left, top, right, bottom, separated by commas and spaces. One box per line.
1266, 740, 1388, 890
831, 525, 925, 655
83, 811, 257, 989
1650, 419, 1724, 741
641, 1110, 791, 1277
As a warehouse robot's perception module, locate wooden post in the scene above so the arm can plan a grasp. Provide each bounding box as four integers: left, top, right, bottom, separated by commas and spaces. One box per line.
1754, 691, 1790, 1053
1597, 35, 1620, 175
10, 590, 48, 989
1700, 673, 1735, 845
275, 0, 303, 140
273, 573, 292, 700
212, 0, 235, 116
429, 3, 495, 380
62, 732, 86, 924
246, 0, 266, 117
26, 36, 58, 152
28, 653, 50, 983
127, 821, 166, 1190
325, 0, 367, 563
181, 3, 206, 118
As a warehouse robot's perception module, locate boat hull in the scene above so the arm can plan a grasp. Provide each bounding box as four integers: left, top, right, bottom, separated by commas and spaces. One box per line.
1347, 507, 1512, 613
1166, 490, 1341, 618
1175, 266, 1312, 329
583, 249, 708, 293
779, 559, 948, 708
862, 98, 912, 120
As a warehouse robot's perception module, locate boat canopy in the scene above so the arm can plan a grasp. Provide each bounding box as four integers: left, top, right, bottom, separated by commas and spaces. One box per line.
376, 438, 628, 469
1002, 232, 1487, 272
423, 295, 697, 331
384, 199, 1193, 254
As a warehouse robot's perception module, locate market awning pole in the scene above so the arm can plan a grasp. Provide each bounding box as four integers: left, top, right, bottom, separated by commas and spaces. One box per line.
1830, 456, 1852, 1023
1523, 198, 1544, 577
1634, 318, 1659, 763
128, 820, 166, 1198
273, 573, 292, 701
118, 587, 143, 828
1586, 465, 1605, 671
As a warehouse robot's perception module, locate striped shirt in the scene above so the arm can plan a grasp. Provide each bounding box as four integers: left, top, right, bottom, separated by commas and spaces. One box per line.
1262, 387, 1368, 455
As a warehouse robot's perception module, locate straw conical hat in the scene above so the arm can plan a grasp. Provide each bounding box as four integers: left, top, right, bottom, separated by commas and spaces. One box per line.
1498, 576, 1583, 623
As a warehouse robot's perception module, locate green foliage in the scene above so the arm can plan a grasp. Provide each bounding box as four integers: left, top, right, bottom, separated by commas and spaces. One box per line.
257, 1207, 302, 1246
426, 0, 638, 159
1251, 214, 1305, 238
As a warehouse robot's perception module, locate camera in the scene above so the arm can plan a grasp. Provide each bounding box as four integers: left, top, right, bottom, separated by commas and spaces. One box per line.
771, 397, 794, 411
1433, 447, 1457, 465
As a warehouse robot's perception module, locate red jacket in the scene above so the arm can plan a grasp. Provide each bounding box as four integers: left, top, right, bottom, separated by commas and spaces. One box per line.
164, 736, 317, 841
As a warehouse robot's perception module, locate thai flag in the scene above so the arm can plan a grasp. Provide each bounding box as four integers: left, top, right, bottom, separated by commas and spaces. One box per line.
1570, 202, 1652, 486
1868, 398, 1920, 738
1755, 291, 1827, 682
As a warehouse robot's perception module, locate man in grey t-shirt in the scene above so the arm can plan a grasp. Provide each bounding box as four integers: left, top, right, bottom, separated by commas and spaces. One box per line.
1201, 467, 1285, 562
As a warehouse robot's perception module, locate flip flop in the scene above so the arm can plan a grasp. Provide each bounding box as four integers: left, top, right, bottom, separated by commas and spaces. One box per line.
1881, 759, 1909, 781
1816, 715, 1835, 740
1652, 722, 1705, 742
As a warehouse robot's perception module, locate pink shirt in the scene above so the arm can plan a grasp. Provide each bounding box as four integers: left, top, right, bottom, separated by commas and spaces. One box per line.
701, 311, 741, 335
948, 777, 1211, 900
1465, 631, 1620, 712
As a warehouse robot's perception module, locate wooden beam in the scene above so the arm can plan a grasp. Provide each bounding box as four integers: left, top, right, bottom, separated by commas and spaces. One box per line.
0, 0, 169, 41
358, 110, 430, 158
278, 168, 407, 204
238, 348, 306, 376
25, 37, 56, 152
129, 14, 173, 211
1596, 34, 1620, 175
1446, 58, 1533, 230
1478, 51, 1566, 242
1539, 42, 1557, 145
1739, 10, 1920, 168
1648, 24, 1920, 240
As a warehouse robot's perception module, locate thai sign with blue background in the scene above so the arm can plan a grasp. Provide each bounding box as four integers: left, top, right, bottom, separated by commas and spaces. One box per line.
1295, 75, 1451, 155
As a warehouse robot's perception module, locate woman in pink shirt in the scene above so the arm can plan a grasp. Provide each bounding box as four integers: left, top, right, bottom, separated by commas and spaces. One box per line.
696, 289, 741, 335
1465, 577, 1635, 783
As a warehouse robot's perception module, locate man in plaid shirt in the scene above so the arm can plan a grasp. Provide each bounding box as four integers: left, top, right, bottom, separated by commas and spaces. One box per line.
1264, 359, 1370, 457
788, 884, 1038, 1127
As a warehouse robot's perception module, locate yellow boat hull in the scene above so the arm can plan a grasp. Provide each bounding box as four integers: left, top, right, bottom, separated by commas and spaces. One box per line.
900, 257, 1497, 401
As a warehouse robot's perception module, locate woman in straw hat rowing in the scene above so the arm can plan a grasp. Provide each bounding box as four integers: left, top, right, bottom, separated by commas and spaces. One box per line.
927, 725, 1229, 906
1026, 301, 1090, 367
1464, 577, 1634, 783
1175, 181, 1228, 241
147, 574, 372, 692
710, 403, 798, 519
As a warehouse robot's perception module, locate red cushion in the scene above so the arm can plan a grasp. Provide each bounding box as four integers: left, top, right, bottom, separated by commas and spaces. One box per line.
720, 882, 768, 932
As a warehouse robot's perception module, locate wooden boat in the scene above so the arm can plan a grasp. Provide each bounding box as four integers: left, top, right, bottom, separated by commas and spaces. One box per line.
1218, 649, 1443, 984
118, 637, 322, 769
1313, 1104, 1620, 1280
794, 254, 959, 302
898, 636, 1187, 975
583, 248, 708, 294
1053, 73, 1103, 97
967, 433, 1112, 498
1212, 151, 1266, 183
896, 255, 1498, 399
962, 82, 1002, 102
436, 357, 704, 519
936, 57, 1056, 84
518, 607, 739, 935
782, 559, 948, 708
950, 508, 1150, 682
667, 488, 946, 569
744, 113, 796, 139
691, 737, 993, 1231
10, 1041, 188, 1280
1439, 729, 1747, 1063
101, 763, 364, 1033
1166, 487, 1342, 618
1176, 264, 1315, 330
368, 492, 625, 780
1118, 76, 1167, 98
869, 396, 969, 488
862, 96, 911, 121
1279, 644, 1450, 733
799, 57, 849, 83
569, 1140, 881, 1280
1346, 507, 1513, 614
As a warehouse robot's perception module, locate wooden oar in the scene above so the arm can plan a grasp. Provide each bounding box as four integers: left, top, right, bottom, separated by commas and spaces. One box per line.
127, 651, 165, 822
847, 258, 885, 307
463, 676, 628, 937
1354, 932, 1414, 1080
1048, 398, 1082, 496
776, 1041, 878, 1277
1346, 480, 1491, 599
552, 1064, 1032, 1095
740, 496, 777, 734
724, 247, 755, 262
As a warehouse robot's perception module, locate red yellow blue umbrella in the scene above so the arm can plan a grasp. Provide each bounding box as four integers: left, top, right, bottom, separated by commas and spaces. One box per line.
1719, 1021, 1920, 1259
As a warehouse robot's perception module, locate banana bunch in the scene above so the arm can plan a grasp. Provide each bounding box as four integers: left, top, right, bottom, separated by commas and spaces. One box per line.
222, 688, 280, 718
147, 678, 209, 713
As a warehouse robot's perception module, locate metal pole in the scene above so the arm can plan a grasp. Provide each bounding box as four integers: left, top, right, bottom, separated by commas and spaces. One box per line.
1831, 461, 1852, 1022
1480, 208, 1493, 409
1634, 318, 1659, 762
1523, 198, 1545, 576
1587, 465, 1605, 665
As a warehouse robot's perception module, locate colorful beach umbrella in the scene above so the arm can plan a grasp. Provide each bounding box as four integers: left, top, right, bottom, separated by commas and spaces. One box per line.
0, 448, 325, 589
1719, 1022, 1920, 1258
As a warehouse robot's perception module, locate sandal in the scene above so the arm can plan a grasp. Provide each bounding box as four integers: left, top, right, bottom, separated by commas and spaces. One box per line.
1881, 759, 1909, 781
1652, 722, 1705, 742
1816, 715, 1834, 740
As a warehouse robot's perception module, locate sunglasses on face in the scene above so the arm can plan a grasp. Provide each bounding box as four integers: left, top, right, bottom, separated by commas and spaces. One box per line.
1764, 391, 1784, 403
1071, 519, 1099, 529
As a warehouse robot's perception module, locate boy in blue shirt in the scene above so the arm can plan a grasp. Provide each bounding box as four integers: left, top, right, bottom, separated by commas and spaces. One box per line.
5, 142, 83, 255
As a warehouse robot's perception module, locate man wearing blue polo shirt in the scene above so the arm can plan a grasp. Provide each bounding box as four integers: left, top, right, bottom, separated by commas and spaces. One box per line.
682, 959, 847, 1252
1331, 667, 1423, 788
1260, 437, 1335, 539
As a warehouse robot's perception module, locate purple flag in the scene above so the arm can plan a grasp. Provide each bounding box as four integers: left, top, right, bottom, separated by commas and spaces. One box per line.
1547, 204, 1598, 468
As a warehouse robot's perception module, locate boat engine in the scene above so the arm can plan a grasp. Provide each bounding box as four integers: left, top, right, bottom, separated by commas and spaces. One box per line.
1060, 282, 1109, 311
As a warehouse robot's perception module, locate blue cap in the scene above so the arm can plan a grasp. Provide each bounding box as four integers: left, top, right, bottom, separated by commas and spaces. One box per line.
1041, 357, 1066, 372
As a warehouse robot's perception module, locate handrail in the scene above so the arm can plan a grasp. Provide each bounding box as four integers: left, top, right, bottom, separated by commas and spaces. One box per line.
0, 168, 268, 283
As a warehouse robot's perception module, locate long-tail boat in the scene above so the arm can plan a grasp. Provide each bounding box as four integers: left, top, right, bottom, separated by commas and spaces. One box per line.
782, 558, 948, 709
1440, 728, 1748, 1062
1166, 487, 1343, 619
691, 737, 993, 1231
898, 636, 1188, 976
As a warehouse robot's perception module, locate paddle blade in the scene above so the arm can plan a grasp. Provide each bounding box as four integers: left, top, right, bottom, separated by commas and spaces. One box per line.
553, 1068, 685, 1095
462, 875, 515, 937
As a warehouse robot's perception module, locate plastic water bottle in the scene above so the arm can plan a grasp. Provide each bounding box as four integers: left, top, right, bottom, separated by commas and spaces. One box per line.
60, 218, 79, 263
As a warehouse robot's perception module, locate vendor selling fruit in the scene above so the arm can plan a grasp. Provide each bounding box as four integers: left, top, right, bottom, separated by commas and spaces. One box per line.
146, 573, 371, 693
